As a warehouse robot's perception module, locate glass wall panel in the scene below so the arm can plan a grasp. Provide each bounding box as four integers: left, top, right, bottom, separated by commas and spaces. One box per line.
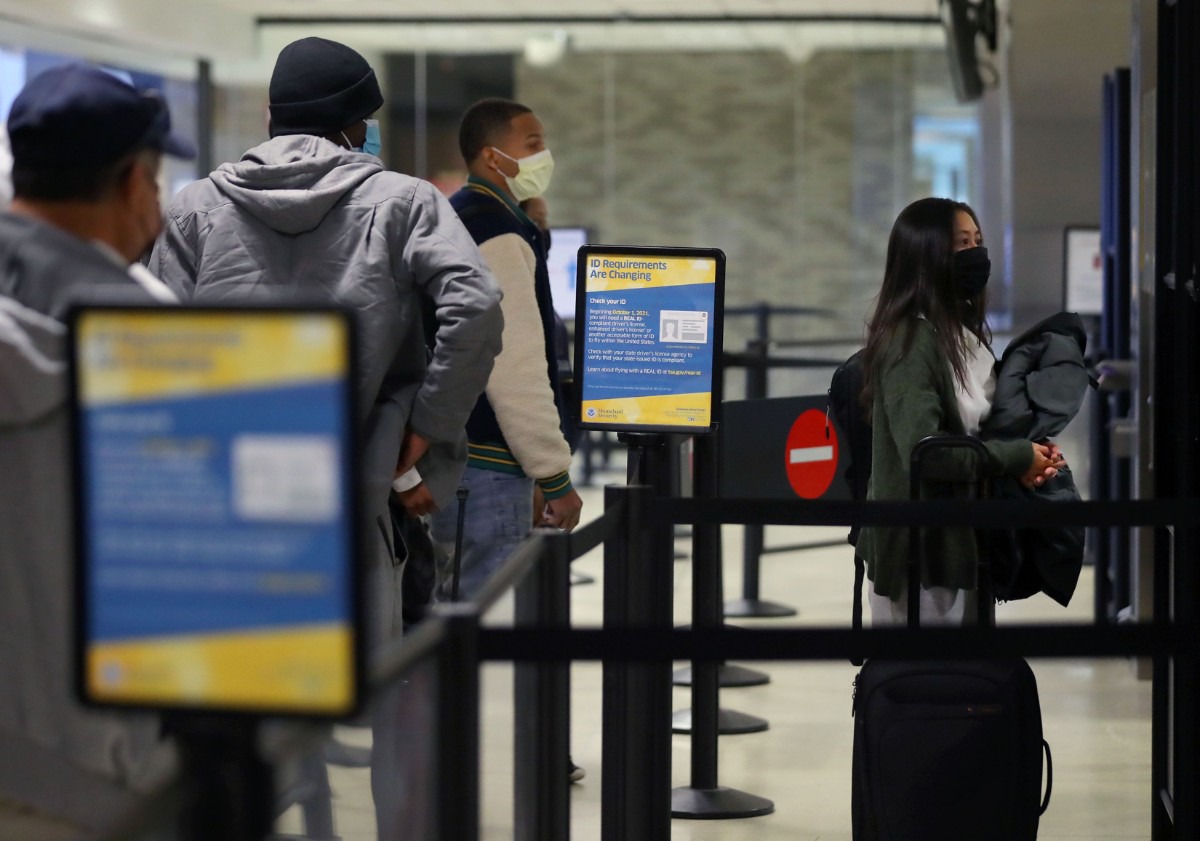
0, 47, 199, 200
351, 21, 984, 366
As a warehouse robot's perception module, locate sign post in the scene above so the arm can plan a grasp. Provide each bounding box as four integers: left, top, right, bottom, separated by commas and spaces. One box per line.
70, 305, 361, 841
576, 246, 771, 820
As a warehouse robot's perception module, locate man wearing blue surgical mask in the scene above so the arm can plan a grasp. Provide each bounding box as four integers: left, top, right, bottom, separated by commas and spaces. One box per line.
150, 36, 504, 840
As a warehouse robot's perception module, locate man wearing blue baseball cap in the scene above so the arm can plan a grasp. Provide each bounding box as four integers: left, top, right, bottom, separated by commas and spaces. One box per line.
0, 63, 196, 315
0, 64, 194, 832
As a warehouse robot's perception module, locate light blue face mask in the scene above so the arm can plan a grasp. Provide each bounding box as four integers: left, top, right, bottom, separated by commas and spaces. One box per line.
362, 119, 381, 157
341, 120, 382, 156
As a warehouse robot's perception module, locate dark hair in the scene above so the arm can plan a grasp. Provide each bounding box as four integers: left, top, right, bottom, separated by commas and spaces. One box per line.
12, 149, 152, 202
458, 98, 532, 164
861, 197, 990, 411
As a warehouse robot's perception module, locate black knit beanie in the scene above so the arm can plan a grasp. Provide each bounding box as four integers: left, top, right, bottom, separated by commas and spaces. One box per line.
269, 37, 383, 136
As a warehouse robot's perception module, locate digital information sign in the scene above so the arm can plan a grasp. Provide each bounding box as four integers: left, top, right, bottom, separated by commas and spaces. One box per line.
574, 246, 725, 434
70, 306, 361, 718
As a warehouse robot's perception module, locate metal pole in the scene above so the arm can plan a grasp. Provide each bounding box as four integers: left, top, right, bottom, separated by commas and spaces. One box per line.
691, 434, 721, 790
437, 605, 480, 841
195, 60, 214, 177
514, 532, 571, 841
670, 435, 774, 819
740, 338, 768, 604
601, 483, 672, 841
414, 50, 428, 179
173, 717, 272, 841
726, 338, 798, 620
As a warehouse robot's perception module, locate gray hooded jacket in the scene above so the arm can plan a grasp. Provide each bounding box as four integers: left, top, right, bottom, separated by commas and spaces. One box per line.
150, 136, 503, 515
0, 294, 174, 828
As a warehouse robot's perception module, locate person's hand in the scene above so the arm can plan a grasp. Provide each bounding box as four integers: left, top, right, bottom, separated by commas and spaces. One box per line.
540, 488, 583, 532
396, 482, 437, 518
532, 486, 546, 528
1020, 442, 1061, 489
1047, 442, 1067, 467
396, 429, 431, 477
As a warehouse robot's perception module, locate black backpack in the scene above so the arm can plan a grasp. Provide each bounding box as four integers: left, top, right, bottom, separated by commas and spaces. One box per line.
828, 348, 873, 663
827, 348, 872, 544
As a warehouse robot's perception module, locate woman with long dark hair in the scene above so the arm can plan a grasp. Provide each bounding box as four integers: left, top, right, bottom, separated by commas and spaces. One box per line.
858, 197, 1062, 626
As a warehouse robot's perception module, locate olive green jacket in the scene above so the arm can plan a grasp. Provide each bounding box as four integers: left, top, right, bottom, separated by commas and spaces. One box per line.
859, 321, 1032, 600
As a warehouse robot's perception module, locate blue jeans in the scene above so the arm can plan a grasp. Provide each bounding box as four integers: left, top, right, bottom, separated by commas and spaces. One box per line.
430, 466, 533, 602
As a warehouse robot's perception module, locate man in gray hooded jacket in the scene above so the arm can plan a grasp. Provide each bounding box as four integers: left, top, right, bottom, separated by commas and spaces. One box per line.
150, 39, 503, 837
150, 38, 504, 646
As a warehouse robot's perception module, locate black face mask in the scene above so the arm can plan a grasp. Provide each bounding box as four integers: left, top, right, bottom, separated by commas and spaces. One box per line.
953, 246, 990, 299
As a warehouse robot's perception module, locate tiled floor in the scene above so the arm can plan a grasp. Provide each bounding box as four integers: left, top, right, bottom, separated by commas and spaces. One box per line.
292, 467, 1153, 841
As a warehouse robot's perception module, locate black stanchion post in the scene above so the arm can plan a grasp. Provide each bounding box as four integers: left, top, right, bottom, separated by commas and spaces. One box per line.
514, 531, 571, 841
173, 717, 273, 841
602, 482, 672, 841
1151, 510, 1171, 840
1171, 520, 1199, 840
725, 338, 798, 620
671, 433, 774, 819
668, 435, 691, 561
437, 605, 481, 841
673, 443, 773, 717
672, 423, 770, 731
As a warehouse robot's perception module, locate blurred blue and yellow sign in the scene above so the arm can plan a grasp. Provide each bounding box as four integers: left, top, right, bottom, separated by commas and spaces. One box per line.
72, 307, 360, 717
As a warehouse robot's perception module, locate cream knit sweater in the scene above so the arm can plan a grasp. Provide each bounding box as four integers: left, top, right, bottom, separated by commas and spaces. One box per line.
477, 232, 573, 481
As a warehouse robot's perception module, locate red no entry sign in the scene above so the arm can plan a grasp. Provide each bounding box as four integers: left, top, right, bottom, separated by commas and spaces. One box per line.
784, 408, 839, 499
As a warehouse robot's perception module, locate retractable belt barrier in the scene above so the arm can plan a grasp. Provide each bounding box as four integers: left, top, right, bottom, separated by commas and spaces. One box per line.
96, 489, 1197, 841
473, 495, 1197, 666
656, 496, 1198, 529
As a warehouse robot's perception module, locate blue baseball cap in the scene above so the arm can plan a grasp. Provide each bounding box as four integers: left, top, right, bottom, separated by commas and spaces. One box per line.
7, 64, 197, 169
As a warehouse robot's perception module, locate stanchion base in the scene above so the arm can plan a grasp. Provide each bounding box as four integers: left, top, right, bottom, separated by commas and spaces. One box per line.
673, 663, 771, 688
723, 598, 798, 618
569, 570, 595, 586
671, 785, 775, 819
671, 707, 768, 735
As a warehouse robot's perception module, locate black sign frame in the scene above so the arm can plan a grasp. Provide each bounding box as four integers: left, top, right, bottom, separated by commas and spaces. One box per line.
68, 303, 365, 720
573, 244, 726, 436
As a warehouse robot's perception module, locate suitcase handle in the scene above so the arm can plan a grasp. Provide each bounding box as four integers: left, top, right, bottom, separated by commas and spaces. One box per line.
450, 486, 470, 602
907, 436, 992, 627
1040, 738, 1053, 815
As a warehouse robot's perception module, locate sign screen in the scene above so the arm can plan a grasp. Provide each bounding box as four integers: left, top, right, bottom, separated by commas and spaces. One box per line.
574, 246, 725, 433
546, 226, 588, 319
71, 307, 360, 717
1064, 226, 1103, 315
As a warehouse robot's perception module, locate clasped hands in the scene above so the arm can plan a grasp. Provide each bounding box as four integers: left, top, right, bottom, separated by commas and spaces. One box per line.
1021, 441, 1067, 490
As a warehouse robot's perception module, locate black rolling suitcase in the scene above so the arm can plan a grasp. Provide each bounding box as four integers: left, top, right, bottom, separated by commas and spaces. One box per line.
851, 436, 1052, 841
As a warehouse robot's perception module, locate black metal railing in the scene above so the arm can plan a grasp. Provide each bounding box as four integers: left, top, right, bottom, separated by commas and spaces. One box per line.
87, 486, 1197, 841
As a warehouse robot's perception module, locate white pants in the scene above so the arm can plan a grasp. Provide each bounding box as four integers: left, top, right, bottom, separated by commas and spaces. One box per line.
868, 584, 977, 627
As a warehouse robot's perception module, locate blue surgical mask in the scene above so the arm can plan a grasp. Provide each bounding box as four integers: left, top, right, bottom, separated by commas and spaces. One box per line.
362, 119, 382, 157
340, 120, 382, 156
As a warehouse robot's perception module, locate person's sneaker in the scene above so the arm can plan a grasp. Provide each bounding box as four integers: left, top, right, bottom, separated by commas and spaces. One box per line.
569, 757, 586, 783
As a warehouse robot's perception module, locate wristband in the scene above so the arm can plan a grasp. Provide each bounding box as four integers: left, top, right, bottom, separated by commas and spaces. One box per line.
391, 467, 423, 493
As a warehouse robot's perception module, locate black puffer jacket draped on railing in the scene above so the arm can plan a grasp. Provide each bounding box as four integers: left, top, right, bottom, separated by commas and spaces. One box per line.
981, 311, 1095, 605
